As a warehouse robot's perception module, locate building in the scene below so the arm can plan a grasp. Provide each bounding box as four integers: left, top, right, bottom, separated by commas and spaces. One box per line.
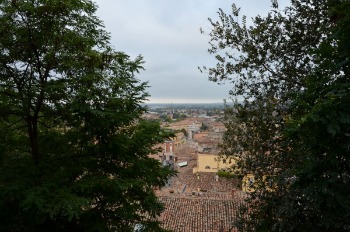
193, 153, 234, 173
165, 119, 202, 134
158, 197, 244, 232
242, 174, 255, 193
209, 121, 226, 133
161, 141, 176, 170
242, 174, 275, 193
193, 132, 218, 152
172, 132, 186, 147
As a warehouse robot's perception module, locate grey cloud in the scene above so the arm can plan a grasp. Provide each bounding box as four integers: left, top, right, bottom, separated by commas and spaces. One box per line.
94, 0, 290, 103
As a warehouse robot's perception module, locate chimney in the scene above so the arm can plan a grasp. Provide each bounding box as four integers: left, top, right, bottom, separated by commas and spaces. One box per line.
164, 141, 175, 153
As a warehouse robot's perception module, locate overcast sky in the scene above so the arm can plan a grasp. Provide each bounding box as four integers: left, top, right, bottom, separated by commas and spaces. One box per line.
94, 0, 290, 103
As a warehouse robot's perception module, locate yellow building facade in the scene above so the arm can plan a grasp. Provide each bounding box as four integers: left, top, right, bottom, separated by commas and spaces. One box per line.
172, 132, 186, 146
242, 174, 275, 193
242, 174, 256, 192
193, 153, 234, 173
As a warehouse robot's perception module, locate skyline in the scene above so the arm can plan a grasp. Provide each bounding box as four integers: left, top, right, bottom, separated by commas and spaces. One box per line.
94, 0, 290, 103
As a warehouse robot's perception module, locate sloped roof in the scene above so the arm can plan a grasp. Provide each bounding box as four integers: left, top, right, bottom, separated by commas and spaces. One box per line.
158, 196, 244, 232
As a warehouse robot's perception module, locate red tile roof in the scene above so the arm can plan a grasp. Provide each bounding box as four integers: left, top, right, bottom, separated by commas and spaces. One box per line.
150, 142, 247, 231
158, 196, 245, 232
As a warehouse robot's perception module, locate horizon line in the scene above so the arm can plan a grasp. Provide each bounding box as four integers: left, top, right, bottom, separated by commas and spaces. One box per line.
144, 102, 225, 104
145, 98, 230, 104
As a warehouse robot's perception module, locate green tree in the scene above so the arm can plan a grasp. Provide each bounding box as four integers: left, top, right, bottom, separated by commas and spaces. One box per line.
283, 1, 350, 230
159, 114, 172, 123
200, 124, 208, 131
0, 0, 172, 231
203, 0, 350, 231
172, 112, 187, 120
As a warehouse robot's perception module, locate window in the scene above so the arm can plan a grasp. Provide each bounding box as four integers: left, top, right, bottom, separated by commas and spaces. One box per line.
248, 177, 254, 187
205, 166, 211, 169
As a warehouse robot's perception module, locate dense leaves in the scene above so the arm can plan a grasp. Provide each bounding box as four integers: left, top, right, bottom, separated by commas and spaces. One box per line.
204, 0, 350, 231
0, 0, 173, 231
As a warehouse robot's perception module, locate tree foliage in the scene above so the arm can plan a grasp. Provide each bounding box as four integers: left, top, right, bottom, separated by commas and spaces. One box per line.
203, 0, 350, 231
0, 0, 172, 231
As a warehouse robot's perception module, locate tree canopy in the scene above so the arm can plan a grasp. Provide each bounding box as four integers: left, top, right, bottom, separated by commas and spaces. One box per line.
0, 0, 172, 231
203, 0, 350, 231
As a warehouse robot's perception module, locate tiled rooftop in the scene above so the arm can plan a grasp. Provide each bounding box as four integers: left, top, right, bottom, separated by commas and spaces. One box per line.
152, 142, 246, 231
156, 143, 241, 198
158, 197, 245, 232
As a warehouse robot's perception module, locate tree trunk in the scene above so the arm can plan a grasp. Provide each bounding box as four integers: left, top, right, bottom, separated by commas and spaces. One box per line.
27, 117, 39, 165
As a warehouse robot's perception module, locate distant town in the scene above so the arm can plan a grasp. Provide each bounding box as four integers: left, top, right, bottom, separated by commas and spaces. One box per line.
142, 103, 249, 231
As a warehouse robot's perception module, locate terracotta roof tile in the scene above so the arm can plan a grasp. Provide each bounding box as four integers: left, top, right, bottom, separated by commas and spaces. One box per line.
151, 142, 247, 231
158, 197, 245, 232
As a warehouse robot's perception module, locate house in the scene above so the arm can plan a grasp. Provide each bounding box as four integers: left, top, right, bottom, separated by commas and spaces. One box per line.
192, 132, 217, 152
193, 153, 234, 173
158, 197, 244, 232
210, 121, 226, 133
165, 118, 202, 134
242, 174, 255, 193
242, 174, 275, 193
172, 132, 186, 147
